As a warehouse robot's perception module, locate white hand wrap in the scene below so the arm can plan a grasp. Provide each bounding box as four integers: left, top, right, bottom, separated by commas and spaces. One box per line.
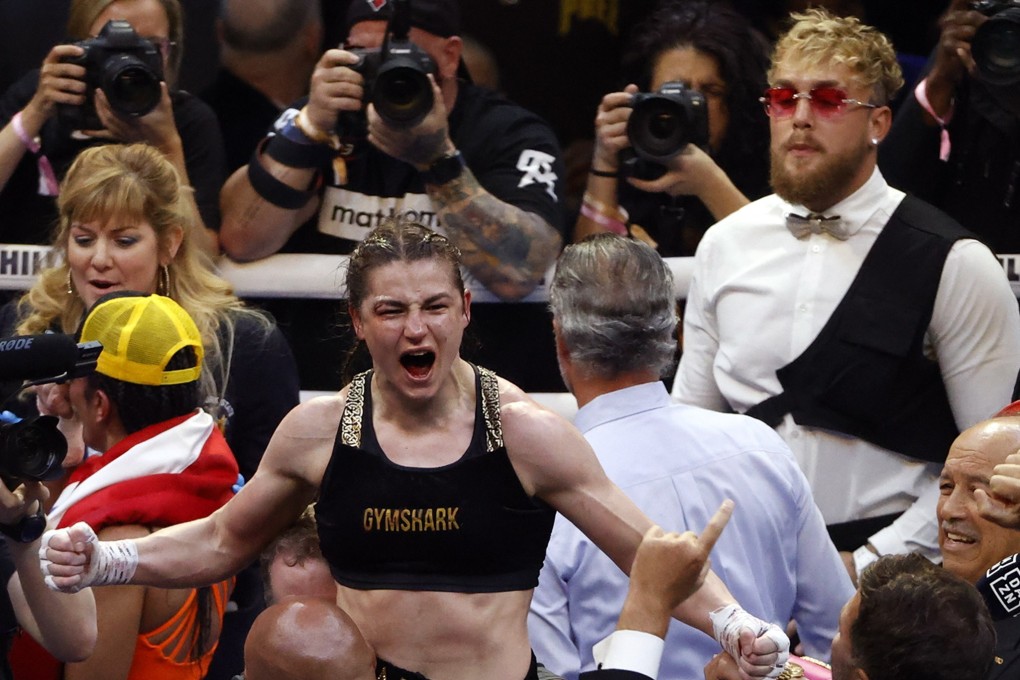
39, 524, 139, 593
710, 604, 790, 679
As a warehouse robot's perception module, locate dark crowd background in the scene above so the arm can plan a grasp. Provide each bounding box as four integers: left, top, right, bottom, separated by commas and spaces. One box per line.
0, 0, 945, 156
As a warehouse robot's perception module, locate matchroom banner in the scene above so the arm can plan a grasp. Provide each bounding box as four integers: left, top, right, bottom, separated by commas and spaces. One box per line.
0, 245, 59, 290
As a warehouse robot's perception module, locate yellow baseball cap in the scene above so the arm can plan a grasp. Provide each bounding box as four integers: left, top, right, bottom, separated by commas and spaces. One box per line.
79, 293, 203, 386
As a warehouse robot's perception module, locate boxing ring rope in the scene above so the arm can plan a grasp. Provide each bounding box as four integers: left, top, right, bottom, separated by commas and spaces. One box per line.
3, 245, 1019, 418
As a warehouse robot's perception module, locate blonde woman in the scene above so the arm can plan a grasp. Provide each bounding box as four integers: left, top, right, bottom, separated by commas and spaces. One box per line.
0, 142, 298, 488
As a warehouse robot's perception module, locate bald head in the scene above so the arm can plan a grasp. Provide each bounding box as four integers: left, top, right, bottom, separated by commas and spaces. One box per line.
244, 599, 376, 680
938, 417, 1020, 584
219, 0, 320, 52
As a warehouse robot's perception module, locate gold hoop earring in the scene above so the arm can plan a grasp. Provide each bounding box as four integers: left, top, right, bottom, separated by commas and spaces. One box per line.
158, 264, 171, 296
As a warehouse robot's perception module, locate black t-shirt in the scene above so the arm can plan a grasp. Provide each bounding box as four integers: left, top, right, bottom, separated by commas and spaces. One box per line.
210, 313, 300, 483
0, 69, 226, 245
616, 156, 771, 258
199, 68, 284, 175
270, 81, 567, 254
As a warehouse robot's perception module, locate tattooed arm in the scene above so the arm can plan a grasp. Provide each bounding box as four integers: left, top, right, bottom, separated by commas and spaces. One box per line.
368, 77, 563, 301
426, 165, 562, 300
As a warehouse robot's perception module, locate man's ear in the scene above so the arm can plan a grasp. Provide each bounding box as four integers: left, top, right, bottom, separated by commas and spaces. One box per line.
93, 388, 115, 425
552, 319, 570, 367
438, 36, 462, 81
869, 104, 893, 145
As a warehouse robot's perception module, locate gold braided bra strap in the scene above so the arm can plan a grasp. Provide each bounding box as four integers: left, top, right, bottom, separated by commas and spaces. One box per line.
339, 366, 504, 452
478, 366, 504, 452
340, 371, 368, 448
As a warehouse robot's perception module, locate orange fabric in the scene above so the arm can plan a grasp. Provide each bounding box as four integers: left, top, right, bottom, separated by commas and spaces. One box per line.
127, 578, 233, 680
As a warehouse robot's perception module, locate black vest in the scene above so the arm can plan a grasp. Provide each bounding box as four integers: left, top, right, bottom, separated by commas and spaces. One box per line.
746, 195, 972, 464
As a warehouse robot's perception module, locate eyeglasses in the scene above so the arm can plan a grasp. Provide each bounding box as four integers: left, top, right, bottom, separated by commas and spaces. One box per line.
759, 86, 878, 119
143, 36, 177, 60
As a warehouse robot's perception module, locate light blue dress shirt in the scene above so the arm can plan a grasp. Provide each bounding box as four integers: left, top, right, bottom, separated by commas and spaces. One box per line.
528, 381, 853, 680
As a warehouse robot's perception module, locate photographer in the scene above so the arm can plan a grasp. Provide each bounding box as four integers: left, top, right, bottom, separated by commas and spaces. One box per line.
0, 359, 98, 678
574, 0, 771, 256
218, 0, 566, 302
879, 0, 1020, 254
0, 0, 223, 255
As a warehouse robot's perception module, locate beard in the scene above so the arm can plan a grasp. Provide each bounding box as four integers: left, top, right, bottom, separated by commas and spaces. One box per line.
770, 136, 872, 210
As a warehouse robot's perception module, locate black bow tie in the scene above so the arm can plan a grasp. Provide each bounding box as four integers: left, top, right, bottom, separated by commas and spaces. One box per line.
786, 212, 848, 240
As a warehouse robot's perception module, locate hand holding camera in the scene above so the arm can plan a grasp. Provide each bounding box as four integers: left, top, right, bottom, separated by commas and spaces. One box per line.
21, 45, 88, 136
56, 19, 165, 132
305, 0, 441, 156
591, 85, 640, 177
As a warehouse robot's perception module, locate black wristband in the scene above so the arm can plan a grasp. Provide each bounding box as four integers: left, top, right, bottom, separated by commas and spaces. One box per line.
264, 130, 336, 169
0, 510, 46, 543
589, 167, 621, 178
248, 142, 318, 210
422, 150, 465, 186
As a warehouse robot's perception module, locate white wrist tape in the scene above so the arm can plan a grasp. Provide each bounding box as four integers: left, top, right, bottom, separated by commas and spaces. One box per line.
40, 524, 138, 592
710, 604, 790, 679
87, 538, 139, 586
852, 545, 880, 577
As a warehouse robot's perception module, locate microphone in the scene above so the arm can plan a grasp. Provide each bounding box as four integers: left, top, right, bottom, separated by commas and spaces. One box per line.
0, 334, 101, 385
976, 553, 1020, 620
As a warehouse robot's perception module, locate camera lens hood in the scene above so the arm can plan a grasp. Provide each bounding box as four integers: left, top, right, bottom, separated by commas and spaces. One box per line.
973, 6, 1020, 85
373, 56, 434, 127
100, 53, 162, 117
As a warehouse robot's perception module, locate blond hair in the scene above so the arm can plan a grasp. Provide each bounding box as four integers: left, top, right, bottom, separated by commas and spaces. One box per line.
769, 8, 903, 105
16, 143, 267, 403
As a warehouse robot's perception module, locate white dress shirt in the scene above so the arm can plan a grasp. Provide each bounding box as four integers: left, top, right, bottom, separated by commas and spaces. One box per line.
528, 382, 853, 680
672, 168, 1020, 560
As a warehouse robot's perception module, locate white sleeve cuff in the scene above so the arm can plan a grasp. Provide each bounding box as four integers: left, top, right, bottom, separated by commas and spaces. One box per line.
592, 630, 664, 679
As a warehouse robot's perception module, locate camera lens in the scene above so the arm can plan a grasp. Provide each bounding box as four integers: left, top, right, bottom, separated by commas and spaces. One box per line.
0, 416, 67, 482
972, 7, 1020, 85
373, 62, 433, 127
101, 54, 162, 117
629, 96, 692, 162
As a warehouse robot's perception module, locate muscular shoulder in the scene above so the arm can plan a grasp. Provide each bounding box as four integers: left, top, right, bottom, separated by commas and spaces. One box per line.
274, 392, 344, 442
495, 375, 555, 425
495, 376, 596, 497
257, 392, 345, 483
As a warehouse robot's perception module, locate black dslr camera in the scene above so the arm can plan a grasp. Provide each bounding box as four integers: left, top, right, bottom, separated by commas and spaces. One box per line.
622, 82, 709, 179
0, 336, 101, 483
58, 19, 164, 130
0, 416, 69, 483
971, 0, 1020, 85
344, 0, 437, 129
